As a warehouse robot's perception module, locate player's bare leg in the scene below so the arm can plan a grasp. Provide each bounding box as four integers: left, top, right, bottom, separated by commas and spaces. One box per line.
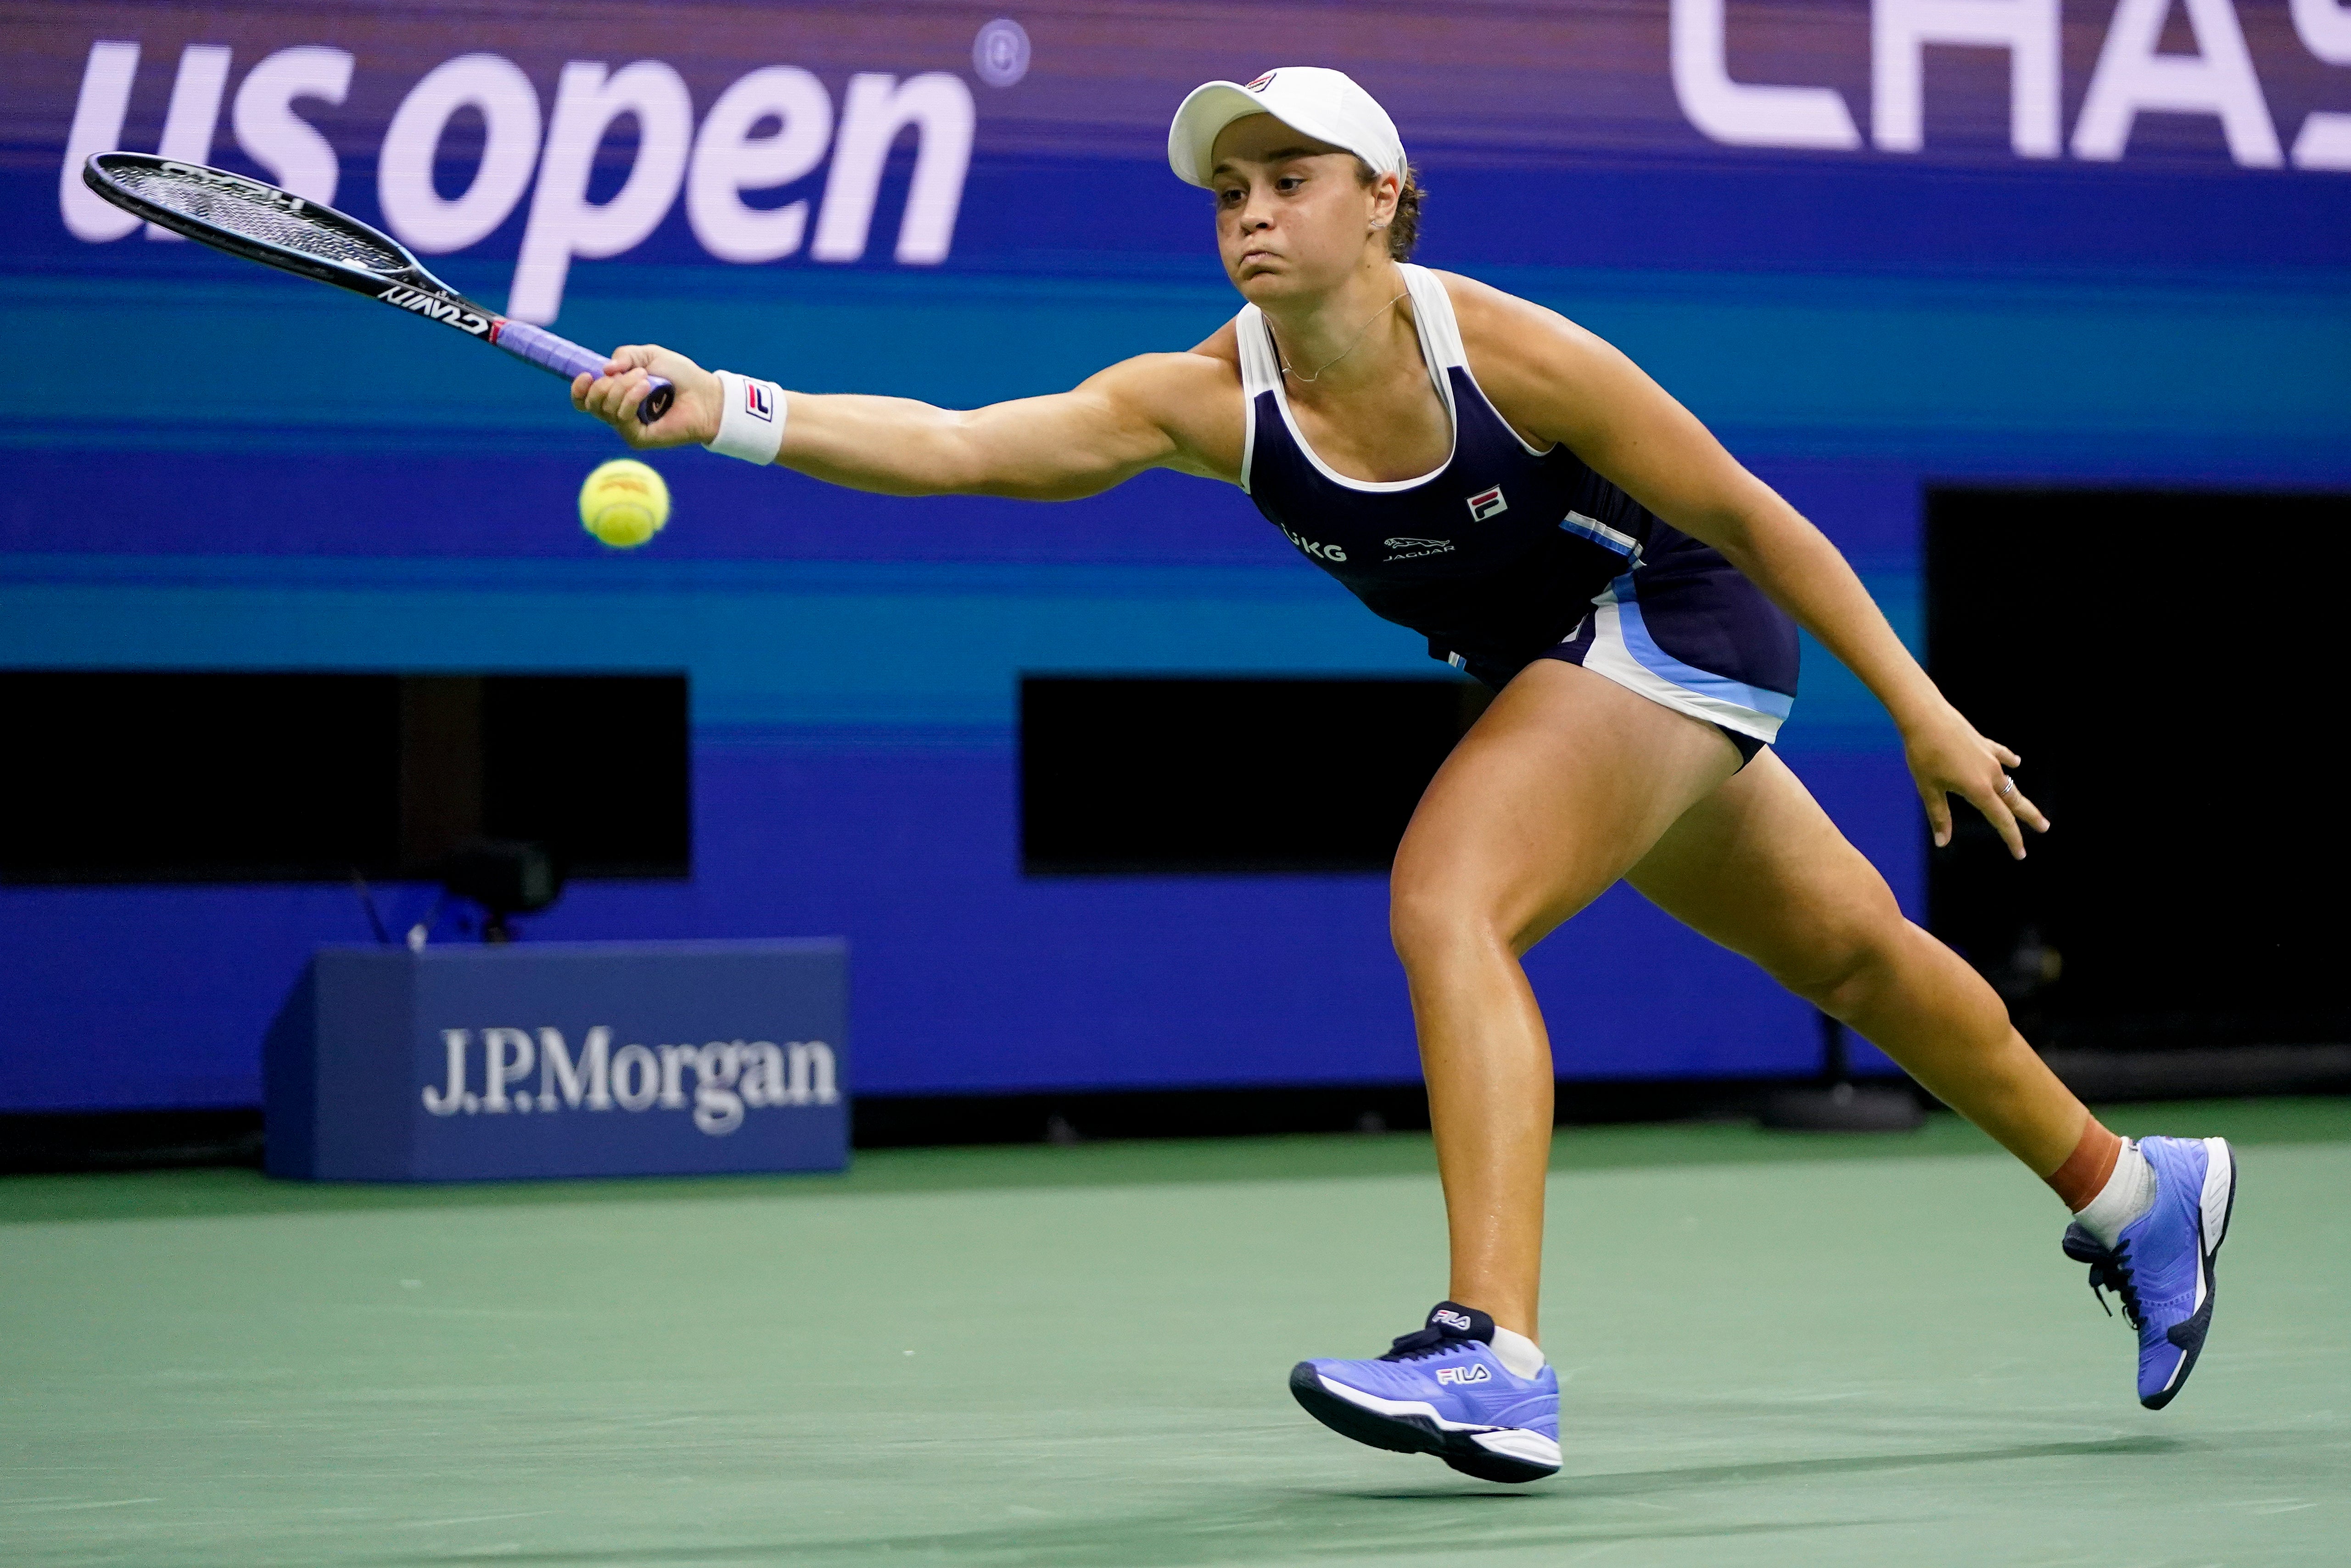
1628, 752, 2238, 1410
1388, 660, 1742, 1344
1283, 661, 1736, 1483
1623, 751, 2085, 1171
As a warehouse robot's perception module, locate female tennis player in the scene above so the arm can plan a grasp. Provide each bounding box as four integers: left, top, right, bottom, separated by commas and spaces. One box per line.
573, 68, 2235, 1482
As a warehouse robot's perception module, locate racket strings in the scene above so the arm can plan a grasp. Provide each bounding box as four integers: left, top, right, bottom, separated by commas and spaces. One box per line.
110, 163, 405, 274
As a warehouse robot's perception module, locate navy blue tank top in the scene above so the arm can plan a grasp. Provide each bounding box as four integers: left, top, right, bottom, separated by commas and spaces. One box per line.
1238, 265, 1659, 687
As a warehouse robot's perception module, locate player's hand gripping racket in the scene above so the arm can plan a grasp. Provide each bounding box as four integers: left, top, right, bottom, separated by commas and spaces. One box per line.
82, 152, 671, 423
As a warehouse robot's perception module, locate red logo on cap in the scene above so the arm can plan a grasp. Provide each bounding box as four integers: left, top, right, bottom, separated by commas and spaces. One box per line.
1245, 72, 1276, 91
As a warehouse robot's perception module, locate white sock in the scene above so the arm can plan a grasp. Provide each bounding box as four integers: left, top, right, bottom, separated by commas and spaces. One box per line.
2073, 1139, 2156, 1248
1489, 1324, 1546, 1379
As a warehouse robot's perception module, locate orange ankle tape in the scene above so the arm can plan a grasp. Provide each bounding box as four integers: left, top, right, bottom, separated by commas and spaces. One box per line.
2044, 1120, 2121, 1212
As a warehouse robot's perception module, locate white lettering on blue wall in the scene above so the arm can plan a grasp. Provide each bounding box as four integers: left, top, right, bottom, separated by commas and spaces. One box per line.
378, 53, 545, 254
1673, 0, 2345, 170
2298, 0, 2351, 168
56, 39, 982, 323
420, 1026, 837, 1134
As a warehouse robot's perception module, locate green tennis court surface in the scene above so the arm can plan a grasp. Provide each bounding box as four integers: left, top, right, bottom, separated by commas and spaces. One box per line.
7, 1098, 2345, 1566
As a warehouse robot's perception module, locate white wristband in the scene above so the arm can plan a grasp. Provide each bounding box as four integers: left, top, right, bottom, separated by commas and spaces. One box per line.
705, 370, 786, 464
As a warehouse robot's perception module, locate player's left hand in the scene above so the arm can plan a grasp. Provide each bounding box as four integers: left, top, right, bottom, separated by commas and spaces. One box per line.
573, 344, 721, 449
1903, 704, 2049, 860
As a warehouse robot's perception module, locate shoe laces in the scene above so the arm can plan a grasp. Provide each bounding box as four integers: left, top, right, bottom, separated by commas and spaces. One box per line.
2069, 1234, 2145, 1329
1380, 1326, 1472, 1363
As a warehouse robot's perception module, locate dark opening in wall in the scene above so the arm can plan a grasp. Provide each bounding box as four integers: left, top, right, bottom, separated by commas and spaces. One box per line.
0, 671, 690, 884
1020, 675, 1489, 874
1926, 487, 2349, 1051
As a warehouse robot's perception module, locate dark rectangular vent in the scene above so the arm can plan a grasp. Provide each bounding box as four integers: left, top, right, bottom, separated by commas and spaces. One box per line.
1, 671, 690, 884
1021, 676, 1489, 874
1926, 487, 2350, 1050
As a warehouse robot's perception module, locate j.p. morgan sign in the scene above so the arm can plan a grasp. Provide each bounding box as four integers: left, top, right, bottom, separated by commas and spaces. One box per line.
266, 940, 848, 1181
422, 1026, 838, 1137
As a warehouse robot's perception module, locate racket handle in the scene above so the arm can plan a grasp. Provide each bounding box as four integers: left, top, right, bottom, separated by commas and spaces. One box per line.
493, 319, 674, 424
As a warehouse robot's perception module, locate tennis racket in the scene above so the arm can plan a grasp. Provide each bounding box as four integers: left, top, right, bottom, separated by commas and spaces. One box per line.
82, 152, 672, 423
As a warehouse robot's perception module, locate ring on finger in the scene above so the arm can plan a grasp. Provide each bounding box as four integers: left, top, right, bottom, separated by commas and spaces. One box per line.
1998, 775, 2015, 796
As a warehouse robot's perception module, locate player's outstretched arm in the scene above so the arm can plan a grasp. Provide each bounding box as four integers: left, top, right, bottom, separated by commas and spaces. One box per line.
572, 344, 1235, 500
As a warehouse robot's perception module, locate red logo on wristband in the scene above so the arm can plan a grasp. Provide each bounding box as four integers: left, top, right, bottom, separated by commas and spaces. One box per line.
745, 381, 774, 421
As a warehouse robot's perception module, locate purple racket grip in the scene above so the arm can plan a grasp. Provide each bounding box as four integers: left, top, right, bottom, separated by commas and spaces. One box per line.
493, 319, 673, 423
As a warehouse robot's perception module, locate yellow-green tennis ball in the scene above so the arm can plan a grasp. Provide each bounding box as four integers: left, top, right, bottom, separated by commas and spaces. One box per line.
578, 458, 670, 549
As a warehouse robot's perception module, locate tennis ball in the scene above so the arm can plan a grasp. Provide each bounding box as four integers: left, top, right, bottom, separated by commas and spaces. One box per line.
578, 458, 670, 549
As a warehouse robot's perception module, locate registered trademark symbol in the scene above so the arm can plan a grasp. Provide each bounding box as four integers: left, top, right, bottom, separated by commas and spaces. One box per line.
973, 18, 1030, 88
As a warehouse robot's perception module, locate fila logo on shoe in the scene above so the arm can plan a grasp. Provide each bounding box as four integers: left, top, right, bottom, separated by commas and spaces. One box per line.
1436, 1364, 1493, 1385
1433, 1309, 1475, 1332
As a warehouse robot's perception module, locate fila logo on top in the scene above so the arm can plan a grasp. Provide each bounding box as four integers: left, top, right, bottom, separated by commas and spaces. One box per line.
1245, 71, 1278, 92
1436, 1364, 1493, 1385
1433, 1308, 1476, 1332
744, 380, 775, 421
1466, 486, 1508, 522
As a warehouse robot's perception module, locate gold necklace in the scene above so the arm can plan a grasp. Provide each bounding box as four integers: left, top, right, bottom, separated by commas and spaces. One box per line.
1279, 289, 1411, 384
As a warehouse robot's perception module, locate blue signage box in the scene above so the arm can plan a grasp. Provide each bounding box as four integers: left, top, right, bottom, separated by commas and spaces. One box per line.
264, 940, 848, 1181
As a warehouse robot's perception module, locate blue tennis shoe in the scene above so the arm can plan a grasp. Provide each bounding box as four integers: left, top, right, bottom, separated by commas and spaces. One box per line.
1289, 1302, 1560, 1482
2062, 1135, 2237, 1410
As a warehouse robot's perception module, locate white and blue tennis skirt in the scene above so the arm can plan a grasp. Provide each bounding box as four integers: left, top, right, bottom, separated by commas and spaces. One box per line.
1537, 523, 1799, 766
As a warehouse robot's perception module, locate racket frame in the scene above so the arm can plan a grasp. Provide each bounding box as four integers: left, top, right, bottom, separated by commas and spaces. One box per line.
82, 153, 672, 423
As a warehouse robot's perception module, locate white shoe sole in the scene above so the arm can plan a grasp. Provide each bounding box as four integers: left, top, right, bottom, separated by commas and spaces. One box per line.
1314, 1374, 1565, 1468
1290, 1365, 1562, 1481
2147, 1135, 2236, 1407
2199, 1137, 2234, 1259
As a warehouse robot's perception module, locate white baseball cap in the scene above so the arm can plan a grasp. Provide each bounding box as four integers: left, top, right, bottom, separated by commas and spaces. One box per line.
1166, 67, 1406, 189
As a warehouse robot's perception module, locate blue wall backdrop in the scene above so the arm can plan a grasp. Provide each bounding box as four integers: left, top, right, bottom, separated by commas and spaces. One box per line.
4, 1, 2348, 1111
